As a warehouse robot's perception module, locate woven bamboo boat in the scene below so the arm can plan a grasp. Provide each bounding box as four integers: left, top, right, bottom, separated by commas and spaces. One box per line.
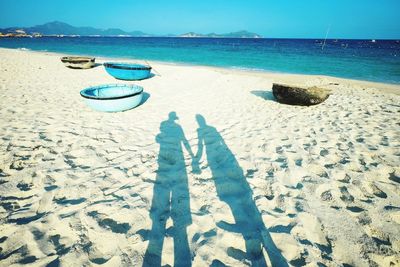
61, 56, 96, 69
103, 62, 152, 80
80, 84, 143, 112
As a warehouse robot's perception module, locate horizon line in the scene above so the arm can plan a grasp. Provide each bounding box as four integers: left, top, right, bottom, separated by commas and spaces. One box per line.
1, 35, 398, 41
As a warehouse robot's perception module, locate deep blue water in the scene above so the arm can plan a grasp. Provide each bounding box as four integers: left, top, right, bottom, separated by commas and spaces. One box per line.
1, 37, 399, 84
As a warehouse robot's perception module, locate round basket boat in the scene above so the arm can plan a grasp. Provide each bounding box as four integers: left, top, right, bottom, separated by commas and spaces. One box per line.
80, 84, 143, 112
104, 62, 152, 80
61, 56, 95, 69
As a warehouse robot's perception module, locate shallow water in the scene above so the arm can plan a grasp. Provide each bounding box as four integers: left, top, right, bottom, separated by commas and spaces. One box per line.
1, 37, 399, 84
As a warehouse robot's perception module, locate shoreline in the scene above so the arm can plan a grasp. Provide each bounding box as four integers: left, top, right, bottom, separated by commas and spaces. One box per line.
2, 47, 400, 93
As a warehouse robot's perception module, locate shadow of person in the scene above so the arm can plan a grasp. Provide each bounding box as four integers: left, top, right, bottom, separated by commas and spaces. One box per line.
143, 112, 193, 267
193, 114, 288, 267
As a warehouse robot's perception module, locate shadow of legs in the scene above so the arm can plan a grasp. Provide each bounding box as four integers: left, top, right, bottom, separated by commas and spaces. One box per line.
142, 187, 169, 267
195, 114, 287, 266
143, 112, 192, 267
173, 224, 191, 266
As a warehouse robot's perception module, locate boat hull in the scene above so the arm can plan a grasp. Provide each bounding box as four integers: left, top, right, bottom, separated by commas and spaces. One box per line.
104, 62, 152, 80
61, 57, 95, 69
80, 84, 143, 112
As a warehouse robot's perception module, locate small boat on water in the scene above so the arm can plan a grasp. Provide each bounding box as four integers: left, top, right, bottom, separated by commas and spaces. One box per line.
80, 84, 143, 112
61, 56, 95, 69
104, 62, 152, 80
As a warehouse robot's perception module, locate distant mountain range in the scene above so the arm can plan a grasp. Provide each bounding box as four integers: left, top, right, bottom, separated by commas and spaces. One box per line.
0, 21, 262, 38
0, 21, 149, 37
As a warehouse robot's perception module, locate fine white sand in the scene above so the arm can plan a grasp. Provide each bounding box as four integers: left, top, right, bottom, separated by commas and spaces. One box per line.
0, 47, 399, 266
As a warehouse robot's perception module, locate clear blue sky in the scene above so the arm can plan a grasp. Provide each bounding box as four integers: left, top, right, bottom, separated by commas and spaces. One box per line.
0, 0, 399, 39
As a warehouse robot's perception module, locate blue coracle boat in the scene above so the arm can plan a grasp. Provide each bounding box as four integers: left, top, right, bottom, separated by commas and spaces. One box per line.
80, 84, 143, 112
103, 62, 152, 80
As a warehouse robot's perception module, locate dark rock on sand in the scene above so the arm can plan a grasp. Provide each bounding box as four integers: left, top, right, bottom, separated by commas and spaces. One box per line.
272, 83, 330, 106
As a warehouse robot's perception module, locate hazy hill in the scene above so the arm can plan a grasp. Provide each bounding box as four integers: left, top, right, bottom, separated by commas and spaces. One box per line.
0, 21, 262, 38
0, 21, 150, 36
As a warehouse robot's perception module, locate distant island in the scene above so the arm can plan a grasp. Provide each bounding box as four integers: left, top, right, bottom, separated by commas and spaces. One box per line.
179, 31, 261, 38
0, 21, 262, 38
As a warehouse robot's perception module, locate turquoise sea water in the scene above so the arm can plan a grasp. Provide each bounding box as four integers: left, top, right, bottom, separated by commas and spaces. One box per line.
1, 37, 399, 84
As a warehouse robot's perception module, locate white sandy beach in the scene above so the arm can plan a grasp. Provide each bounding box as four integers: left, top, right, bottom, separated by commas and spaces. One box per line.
0, 47, 399, 266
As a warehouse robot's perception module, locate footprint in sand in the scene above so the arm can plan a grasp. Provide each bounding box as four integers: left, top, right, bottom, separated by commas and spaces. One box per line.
320, 190, 333, 202
339, 186, 354, 203
334, 171, 352, 184
0, 169, 10, 178
369, 183, 387, 199
338, 186, 366, 213
389, 171, 400, 184
346, 206, 365, 213
191, 228, 217, 248
9, 159, 27, 171
319, 149, 329, 157
263, 181, 275, 200
87, 211, 131, 234
274, 194, 286, 213
16, 182, 33, 191
357, 212, 372, 225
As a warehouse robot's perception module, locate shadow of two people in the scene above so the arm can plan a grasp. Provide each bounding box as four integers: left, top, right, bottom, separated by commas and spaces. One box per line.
142, 112, 287, 267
